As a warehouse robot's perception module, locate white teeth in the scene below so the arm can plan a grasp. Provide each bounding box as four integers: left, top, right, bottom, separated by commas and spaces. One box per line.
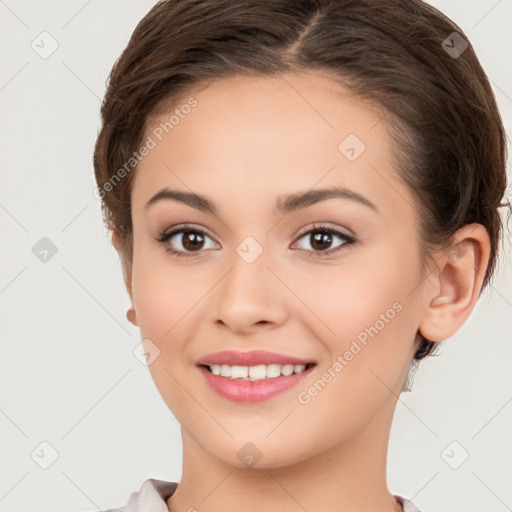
219, 364, 231, 377
281, 364, 294, 376
208, 363, 309, 380
249, 364, 267, 379
230, 365, 248, 379
266, 364, 281, 378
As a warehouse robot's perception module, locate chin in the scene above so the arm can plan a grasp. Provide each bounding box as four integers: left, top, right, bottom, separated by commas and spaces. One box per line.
203, 434, 316, 471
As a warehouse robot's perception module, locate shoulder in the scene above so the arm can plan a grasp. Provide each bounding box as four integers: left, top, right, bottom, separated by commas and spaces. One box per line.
394, 494, 425, 512
96, 478, 178, 512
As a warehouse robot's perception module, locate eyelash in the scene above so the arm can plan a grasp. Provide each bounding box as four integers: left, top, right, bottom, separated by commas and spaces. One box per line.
156, 223, 356, 258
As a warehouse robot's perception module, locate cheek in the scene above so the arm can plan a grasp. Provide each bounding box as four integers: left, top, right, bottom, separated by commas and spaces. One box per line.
290, 271, 417, 443
131, 250, 203, 412
131, 240, 201, 337
303, 244, 421, 391
297, 251, 416, 343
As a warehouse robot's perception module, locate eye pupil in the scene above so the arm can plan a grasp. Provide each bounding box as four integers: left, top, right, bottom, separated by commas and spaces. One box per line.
183, 231, 204, 251
311, 232, 332, 251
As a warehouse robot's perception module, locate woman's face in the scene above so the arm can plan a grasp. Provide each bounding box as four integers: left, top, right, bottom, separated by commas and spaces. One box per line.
129, 71, 428, 468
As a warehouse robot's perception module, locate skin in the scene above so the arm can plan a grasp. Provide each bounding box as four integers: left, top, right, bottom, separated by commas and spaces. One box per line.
112, 71, 490, 512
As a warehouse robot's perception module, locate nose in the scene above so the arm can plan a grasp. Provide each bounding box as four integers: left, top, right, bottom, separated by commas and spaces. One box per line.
211, 240, 288, 334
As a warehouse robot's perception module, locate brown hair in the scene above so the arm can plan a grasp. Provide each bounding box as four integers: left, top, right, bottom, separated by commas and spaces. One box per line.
93, 0, 508, 362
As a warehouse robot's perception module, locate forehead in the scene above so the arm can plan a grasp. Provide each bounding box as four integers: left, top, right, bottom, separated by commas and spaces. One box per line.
132, 72, 413, 222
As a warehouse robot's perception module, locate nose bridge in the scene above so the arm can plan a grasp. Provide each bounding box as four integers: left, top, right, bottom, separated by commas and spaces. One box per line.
212, 232, 285, 330
235, 234, 266, 267
226, 233, 270, 297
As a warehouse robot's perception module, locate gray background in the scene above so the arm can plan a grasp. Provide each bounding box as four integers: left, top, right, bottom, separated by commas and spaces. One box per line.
1, 1, 511, 511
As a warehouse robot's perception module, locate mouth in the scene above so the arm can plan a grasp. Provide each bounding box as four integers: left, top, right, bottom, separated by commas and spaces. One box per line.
195, 349, 318, 402
197, 360, 318, 403
199, 362, 317, 381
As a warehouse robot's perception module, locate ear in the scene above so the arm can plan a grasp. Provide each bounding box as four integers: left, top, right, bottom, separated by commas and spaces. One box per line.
418, 223, 491, 342
112, 228, 138, 326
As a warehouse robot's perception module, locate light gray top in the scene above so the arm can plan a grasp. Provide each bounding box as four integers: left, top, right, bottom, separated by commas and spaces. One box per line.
100, 478, 424, 512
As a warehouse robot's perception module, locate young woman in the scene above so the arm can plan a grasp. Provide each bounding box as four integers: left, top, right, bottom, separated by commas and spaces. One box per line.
92, 0, 508, 510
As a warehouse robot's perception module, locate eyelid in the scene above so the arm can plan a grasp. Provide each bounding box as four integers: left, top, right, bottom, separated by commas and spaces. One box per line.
294, 222, 354, 240
157, 223, 214, 241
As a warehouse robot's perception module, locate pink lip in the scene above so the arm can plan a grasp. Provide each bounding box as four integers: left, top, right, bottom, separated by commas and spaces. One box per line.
198, 365, 316, 403
195, 350, 315, 367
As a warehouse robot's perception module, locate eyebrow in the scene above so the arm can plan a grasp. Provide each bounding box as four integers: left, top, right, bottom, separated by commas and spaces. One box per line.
145, 186, 378, 215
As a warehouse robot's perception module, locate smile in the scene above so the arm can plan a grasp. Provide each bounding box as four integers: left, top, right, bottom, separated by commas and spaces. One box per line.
198, 363, 317, 403
203, 363, 315, 380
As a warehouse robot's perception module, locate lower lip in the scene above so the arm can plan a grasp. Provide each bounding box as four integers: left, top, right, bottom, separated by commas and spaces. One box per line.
198, 365, 316, 403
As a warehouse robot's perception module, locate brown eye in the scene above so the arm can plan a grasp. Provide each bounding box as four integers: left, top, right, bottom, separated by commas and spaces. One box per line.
157, 226, 218, 257
181, 231, 205, 251
309, 231, 334, 251
294, 225, 355, 256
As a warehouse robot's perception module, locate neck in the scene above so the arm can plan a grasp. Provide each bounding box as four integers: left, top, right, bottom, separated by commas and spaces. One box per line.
166, 398, 402, 512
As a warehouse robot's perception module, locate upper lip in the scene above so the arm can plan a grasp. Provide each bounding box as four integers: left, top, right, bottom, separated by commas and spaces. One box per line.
196, 350, 316, 367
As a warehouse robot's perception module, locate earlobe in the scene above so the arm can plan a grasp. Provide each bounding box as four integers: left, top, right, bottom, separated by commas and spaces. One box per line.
127, 305, 138, 326
418, 224, 490, 343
